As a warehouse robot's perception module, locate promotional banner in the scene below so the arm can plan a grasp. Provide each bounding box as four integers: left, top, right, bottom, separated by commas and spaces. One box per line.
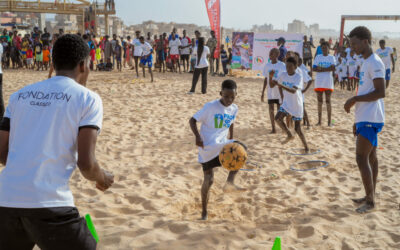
231, 32, 254, 69
205, 0, 221, 58
252, 33, 304, 71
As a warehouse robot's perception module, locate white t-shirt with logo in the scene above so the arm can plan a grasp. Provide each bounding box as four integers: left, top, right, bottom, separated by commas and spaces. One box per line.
347, 56, 357, 76
140, 42, 153, 56
180, 37, 191, 55
278, 72, 303, 118
0, 76, 103, 208
376, 47, 393, 69
169, 39, 181, 55
313, 54, 336, 89
355, 53, 385, 123
132, 38, 143, 57
263, 61, 286, 100
193, 46, 210, 68
298, 66, 311, 101
193, 99, 238, 163
337, 58, 348, 79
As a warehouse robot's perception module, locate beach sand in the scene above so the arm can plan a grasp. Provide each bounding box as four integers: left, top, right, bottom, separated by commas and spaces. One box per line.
4, 53, 399, 249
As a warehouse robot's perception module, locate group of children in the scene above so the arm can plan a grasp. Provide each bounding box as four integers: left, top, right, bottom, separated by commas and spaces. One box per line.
335, 48, 363, 91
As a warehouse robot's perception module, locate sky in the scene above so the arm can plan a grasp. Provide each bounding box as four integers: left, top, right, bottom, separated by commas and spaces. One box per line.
115, 0, 400, 33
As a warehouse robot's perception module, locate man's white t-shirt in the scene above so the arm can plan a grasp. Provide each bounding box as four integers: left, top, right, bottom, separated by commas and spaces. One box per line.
180, 37, 191, 55
193, 99, 238, 163
169, 39, 181, 55
263, 61, 286, 100
140, 42, 152, 56
193, 46, 210, 68
355, 53, 385, 123
0, 76, 103, 208
313, 54, 336, 89
132, 38, 143, 57
376, 47, 393, 69
278, 72, 303, 118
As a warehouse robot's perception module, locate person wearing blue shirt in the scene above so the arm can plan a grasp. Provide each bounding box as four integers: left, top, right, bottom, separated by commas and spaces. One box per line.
276, 37, 287, 62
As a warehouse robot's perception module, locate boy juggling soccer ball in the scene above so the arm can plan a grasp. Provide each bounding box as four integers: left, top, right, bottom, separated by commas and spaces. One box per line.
344, 26, 385, 213
261, 48, 286, 133
273, 57, 309, 153
189, 80, 244, 220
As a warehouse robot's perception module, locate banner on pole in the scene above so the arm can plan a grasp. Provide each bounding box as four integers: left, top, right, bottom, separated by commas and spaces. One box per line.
252, 33, 304, 71
231, 32, 254, 70
205, 0, 221, 58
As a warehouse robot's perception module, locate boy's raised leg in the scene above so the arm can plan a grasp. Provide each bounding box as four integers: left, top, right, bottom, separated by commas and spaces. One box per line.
275, 112, 293, 143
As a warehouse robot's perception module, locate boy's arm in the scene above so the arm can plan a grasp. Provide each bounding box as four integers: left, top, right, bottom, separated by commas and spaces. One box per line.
275, 81, 297, 93
229, 123, 234, 140
0, 130, 9, 166
189, 117, 204, 148
391, 53, 395, 72
302, 80, 313, 93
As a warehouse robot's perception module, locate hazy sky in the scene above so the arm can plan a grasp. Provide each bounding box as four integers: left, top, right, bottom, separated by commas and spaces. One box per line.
116, 0, 400, 33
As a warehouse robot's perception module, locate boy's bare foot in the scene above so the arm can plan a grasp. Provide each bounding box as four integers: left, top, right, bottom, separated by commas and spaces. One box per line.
270, 129, 276, 134
201, 211, 208, 220
352, 197, 366, 204
304, 147, 310, 153
356, 202, 374, 213
223, 182, 247, 192
282, 135, 294, 144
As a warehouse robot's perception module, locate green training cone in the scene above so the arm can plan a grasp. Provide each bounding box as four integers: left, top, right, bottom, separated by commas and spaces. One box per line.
272, 237, 281, 250
85, 214, 99, 243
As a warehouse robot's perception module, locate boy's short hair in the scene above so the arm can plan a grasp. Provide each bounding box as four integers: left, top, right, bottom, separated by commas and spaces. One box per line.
321, 41, 330, 47
221, 80, 237, 90
379, 39, 385, 44
270, 48, 279, 55
52, 34, 89, 71
286, 57, 297, 66
348, 26, 372, 45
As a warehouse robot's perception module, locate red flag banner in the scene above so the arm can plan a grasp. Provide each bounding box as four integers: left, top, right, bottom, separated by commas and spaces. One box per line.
205, 0, 221, 58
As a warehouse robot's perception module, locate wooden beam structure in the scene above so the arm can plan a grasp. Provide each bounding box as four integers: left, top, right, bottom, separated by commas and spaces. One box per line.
0, 0, 115, 34
339, 15, 400, 46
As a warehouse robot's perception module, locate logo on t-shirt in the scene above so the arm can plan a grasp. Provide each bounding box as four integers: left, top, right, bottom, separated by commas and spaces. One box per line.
359, 72, 365, 86
214, 113, 235, 128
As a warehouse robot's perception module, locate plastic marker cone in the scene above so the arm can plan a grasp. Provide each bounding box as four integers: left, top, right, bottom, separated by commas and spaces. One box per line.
272, 237, 281, 250
85, 214, 99, 243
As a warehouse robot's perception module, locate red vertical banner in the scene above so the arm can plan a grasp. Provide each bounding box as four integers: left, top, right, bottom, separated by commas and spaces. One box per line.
205, 0, 221, 58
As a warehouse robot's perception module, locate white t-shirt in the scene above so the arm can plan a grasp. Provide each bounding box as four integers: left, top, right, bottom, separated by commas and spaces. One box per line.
298, 67, 311, 101
132, 38, 143, 57
376, 47, 393, 69
169, 39, 181, 55
356, 55, 364, 68
140, 42, 153, 56
355, 53, 385, 124
193, 46, 210, 68
193, 99, 238, 163
337, 58, 348, 78
180, 37, 191, 55
345, 47, 352, 60
278, 72, 303, 118
0, 76, 103, 208
313, 54, 336, 89
263, 61, 286, 100
347, 56, 357, 76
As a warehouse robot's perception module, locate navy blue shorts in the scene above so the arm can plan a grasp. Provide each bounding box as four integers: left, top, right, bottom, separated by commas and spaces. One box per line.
356, 122, 384, 147
279, 107, 302, 121
140, 54, 153, 68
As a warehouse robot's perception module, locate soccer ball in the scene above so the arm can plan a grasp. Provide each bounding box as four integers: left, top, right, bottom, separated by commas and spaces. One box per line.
219, 143, 248, 171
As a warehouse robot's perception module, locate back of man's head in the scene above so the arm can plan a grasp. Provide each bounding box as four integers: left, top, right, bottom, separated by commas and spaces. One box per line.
52, 34, 89, 71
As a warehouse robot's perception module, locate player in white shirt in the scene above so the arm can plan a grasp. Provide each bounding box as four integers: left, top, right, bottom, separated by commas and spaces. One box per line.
313, 41, 336, 126
347, 50, 358, 91
376, 40, 395, 88
261, 48, 286, 133
179, 30, 192, 72
294, 52, 313, 129
337, 56, 348, 90
139, 36, 154, 82
168, 35, 182, 73
0, 34, 114, 249
189, 80, 244, 220
345, 26, 386, 213
189, 37, 210, 94
272, 57, 309, 152
132, 30, 143, 77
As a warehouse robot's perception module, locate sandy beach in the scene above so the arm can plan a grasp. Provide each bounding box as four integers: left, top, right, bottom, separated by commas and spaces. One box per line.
4, 52, 399, 249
